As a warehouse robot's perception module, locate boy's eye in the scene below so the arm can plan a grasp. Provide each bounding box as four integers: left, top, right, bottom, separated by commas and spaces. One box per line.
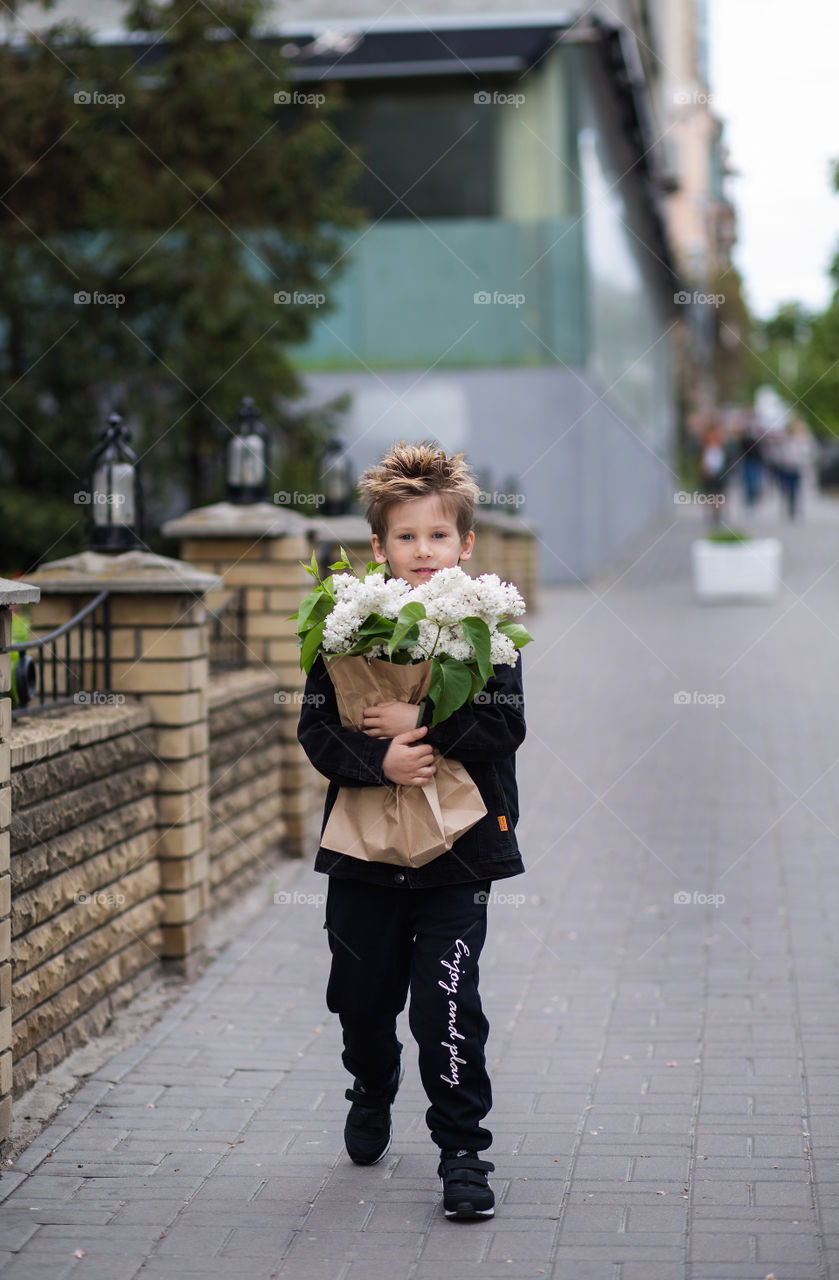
396, 531, 450, 540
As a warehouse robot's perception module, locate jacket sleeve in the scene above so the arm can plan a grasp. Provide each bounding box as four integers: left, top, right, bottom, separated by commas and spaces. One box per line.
417, 651, 526, 762
296, 654, 391, 787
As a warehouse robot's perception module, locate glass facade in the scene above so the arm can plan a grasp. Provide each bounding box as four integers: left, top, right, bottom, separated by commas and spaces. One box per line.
331, 82, 497, 220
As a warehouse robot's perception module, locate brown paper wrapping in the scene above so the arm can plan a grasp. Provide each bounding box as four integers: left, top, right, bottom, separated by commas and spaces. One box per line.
320, 655, 487, 868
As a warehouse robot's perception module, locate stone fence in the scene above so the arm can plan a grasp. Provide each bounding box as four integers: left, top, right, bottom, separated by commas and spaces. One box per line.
10, 702, 163, 1097
0, 506, 538, 1147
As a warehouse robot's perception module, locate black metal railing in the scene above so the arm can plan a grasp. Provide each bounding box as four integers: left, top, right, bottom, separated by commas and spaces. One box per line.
208, 587, 248, 672
9, 591, 112, 718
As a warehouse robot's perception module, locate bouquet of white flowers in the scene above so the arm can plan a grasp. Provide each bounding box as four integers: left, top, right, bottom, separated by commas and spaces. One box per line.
292, 549, 532, 868
295, 549, 531, 725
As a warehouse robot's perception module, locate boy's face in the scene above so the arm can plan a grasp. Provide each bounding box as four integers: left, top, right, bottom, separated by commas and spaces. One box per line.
370, 493, 474, 588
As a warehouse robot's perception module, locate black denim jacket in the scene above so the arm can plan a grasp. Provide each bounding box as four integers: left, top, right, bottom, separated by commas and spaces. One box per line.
296, 651, 526, 888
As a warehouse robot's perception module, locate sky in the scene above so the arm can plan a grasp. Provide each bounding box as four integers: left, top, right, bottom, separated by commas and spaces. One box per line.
708, 0, 839, 319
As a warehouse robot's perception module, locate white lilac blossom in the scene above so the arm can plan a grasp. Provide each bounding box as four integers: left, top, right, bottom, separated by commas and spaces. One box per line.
322, 574, 410, 653
407, 567, 524, 630
321, 566, 525, 666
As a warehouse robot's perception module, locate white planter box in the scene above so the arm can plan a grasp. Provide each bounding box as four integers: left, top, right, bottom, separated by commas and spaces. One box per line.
691, 538, 782, 602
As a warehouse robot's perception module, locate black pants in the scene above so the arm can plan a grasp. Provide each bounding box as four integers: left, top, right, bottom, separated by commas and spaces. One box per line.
324, 876, 493, 1152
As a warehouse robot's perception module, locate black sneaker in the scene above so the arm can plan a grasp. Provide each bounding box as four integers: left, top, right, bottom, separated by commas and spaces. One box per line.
343, 1059, 403, 1166
438, 1148, 495, 1219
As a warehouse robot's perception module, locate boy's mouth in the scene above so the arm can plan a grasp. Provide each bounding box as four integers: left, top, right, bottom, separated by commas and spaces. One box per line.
412, 568, 436, 577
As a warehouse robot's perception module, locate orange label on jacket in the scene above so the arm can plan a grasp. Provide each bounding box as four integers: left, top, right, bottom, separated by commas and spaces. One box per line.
497, 815, 508, 831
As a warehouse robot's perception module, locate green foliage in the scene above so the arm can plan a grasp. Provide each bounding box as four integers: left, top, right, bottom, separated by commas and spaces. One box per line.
427, 656, 474, 727
750, 301, 839, 441
703, 528, 751, 543
387, 602, 425, 658
9, 611, 31, 709
749, 160, 839, 441
0, 0, 362, 575
0, 487, 85, 573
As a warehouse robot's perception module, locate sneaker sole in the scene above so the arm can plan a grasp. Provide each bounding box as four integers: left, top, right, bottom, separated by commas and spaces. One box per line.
443, 1204, 495, 1219
440, 1179, 495, 1219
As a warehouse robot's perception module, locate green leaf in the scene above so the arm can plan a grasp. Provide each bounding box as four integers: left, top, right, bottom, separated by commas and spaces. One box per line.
328, 546, 354, 572
294, 586, 327, 632
460, 615, 492, 682
496, 618, 534, 649
355, 611, 393, 636
300, 549, 321, 580
365, 560, 388, 576
337, 612, 394, 656
299, 620, 325, 674
468, 664, 486, 703
387, 600, 426, 657
296, 589, 330, 630
428, 656, 473, 726
389, 629, 420, 653
343, 639, 383, 657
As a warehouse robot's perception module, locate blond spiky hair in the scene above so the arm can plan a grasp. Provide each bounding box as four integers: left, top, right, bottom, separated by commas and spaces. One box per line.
358, 440, 480, 541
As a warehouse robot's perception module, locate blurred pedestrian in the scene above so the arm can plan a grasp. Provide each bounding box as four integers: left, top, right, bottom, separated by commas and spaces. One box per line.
737, 412, 765, 508
773, 419, 816, 519
698, 422, 728, 526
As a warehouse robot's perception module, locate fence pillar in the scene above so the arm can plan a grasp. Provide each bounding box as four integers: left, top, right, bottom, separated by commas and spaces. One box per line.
26, 552, 220, 975
0, 578, 40, 1146
162, 502, 317, 857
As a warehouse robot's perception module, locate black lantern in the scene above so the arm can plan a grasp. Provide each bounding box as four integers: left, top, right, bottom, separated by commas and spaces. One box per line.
226, 396, 268, 504
82, 412, 143, 551
319, 435, 354, 516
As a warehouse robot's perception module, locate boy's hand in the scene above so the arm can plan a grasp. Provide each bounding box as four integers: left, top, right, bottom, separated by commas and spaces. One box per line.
382, 726, 436, 787
362, 700, 420, 738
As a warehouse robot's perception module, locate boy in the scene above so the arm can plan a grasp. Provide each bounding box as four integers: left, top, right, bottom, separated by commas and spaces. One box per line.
297, 440, 526, 1220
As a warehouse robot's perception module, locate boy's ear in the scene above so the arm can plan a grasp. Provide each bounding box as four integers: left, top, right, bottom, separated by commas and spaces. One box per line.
370, 533, 388, 564
458, 530, 475, 562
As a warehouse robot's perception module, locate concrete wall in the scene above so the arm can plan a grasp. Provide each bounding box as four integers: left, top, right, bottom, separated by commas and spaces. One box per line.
301, 364, 673, 584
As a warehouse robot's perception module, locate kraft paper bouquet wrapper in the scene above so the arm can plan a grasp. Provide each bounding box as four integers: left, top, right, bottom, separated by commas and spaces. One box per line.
321, 655, 487, 868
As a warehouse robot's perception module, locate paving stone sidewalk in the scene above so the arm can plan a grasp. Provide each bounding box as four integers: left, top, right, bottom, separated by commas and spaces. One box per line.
2, 486, 839, 1280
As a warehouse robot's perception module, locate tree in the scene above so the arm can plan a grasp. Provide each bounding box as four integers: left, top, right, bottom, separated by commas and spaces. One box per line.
0, 0, 361, 574
747, 157, 839, 442
752, 301, 839, 441
711, 262, 752, 406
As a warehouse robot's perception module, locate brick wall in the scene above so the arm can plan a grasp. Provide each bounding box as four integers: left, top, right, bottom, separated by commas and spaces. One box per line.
207, 670, 284, 904
7, 677, 294, 1098
9, 705, 164, 1096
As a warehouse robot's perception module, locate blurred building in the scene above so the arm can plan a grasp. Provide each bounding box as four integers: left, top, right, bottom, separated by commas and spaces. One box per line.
653, 0, 739, 429
10, 0, 715, 582
277, 8, 684, 584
